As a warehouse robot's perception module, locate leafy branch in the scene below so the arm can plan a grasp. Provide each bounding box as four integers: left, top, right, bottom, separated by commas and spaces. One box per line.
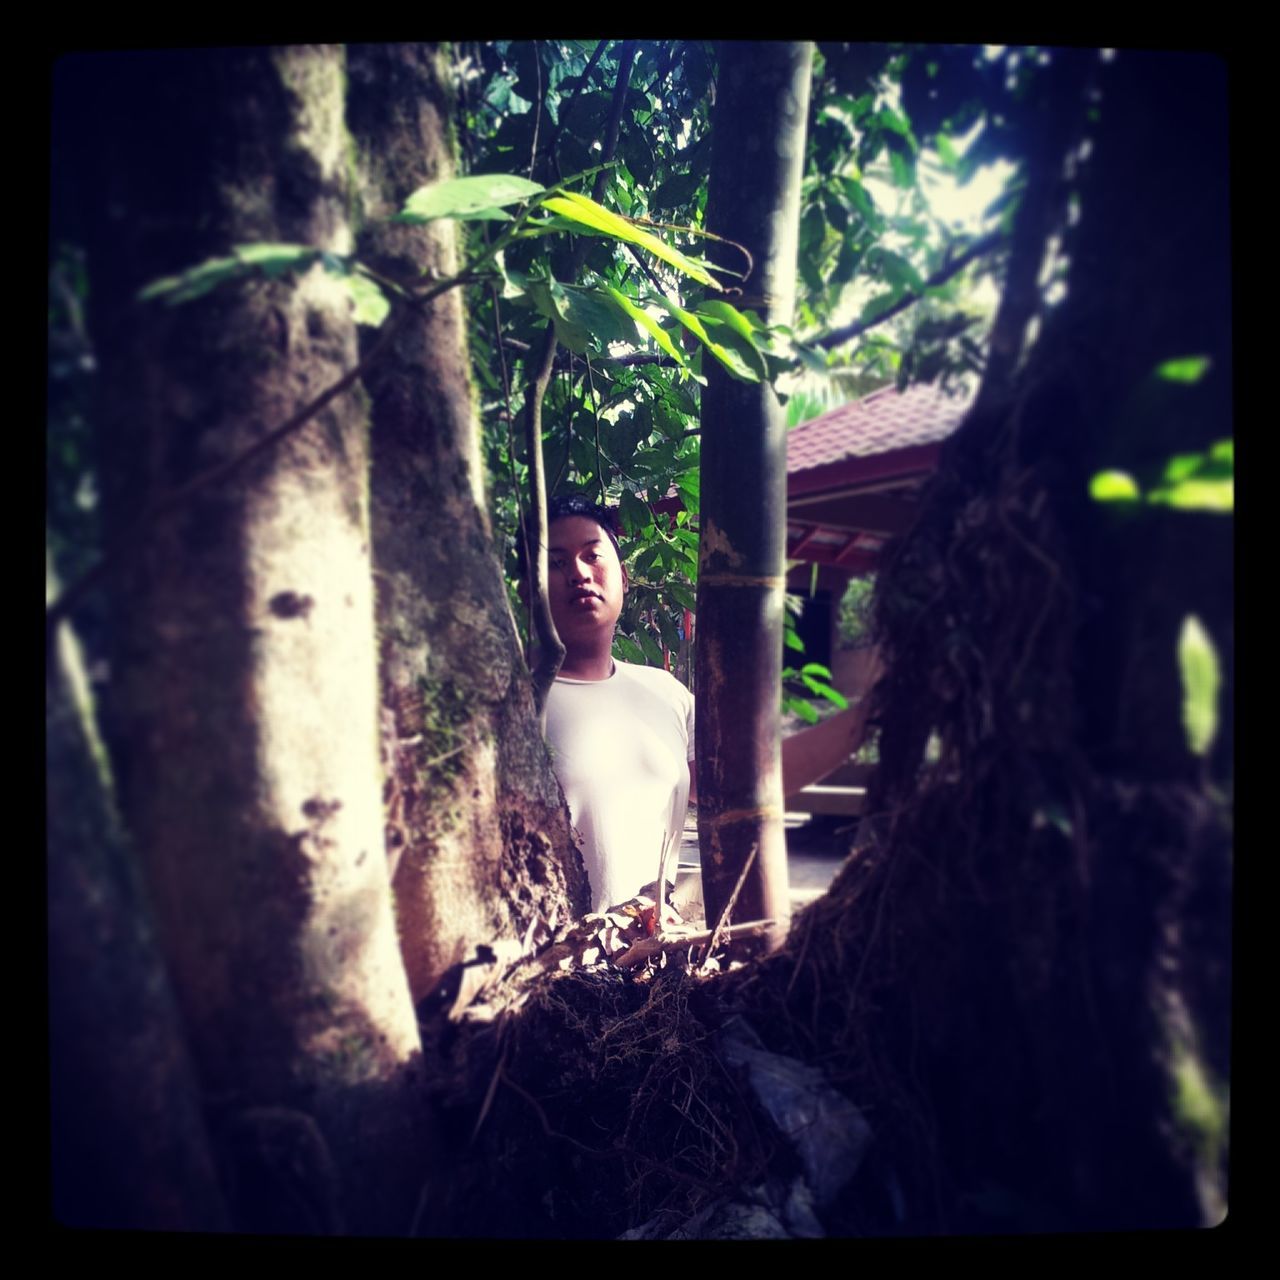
814, 229, 1002, 351
46, 154, 754, 647
522, 38, 637, 715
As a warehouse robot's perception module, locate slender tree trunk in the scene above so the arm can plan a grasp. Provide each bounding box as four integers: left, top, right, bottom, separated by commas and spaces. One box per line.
74, 46, 427, 1234
347, 43, 589, 1007
697, 42, 812, 949
47, 553, 229, 1231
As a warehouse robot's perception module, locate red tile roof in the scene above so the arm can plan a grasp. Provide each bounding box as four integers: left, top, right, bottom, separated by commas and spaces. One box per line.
786, 382, 976, 477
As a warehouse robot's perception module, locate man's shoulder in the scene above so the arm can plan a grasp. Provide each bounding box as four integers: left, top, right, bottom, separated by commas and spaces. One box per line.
615, 661, 693, 707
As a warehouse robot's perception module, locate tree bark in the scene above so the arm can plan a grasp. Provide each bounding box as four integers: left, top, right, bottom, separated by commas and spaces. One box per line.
347, 43, 589, 1007
697, 42, 812, 950
74, 46, 428, 1234
784, 48, 1232, 1232
47, 553, 229, 1231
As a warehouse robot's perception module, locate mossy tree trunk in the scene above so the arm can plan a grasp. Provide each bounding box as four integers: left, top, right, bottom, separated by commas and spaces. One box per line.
71, 46, 429, 1234
697, 41, 812, 949
346, 43, 589, 1008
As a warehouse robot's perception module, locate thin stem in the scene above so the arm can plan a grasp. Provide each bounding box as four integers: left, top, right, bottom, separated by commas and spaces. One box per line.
528, 40, 543, 181
489, 280, 529, 654
522, 39, 638, 717
551, 356, 572, 493
525, 324, 566, 718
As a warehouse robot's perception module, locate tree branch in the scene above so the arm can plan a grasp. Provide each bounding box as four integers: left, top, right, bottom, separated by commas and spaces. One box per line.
815, 229, 1003, 352
503, 336, 677, 372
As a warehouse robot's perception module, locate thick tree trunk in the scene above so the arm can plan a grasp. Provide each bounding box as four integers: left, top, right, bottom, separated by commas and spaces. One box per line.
347, 43, 589, 1007
764, 49, 1231, 1232
74, 46, 428, 1233
697, 42, 812, 949
47, 555, 229, 1231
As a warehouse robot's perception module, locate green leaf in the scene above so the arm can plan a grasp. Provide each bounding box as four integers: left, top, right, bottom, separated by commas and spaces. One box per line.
1177, 614, 1220, 757
233, 243, 322, 276
637, 627, 665, 666
800, 672, 849, 708
458, 207, 516, 222
936, 132, 960, 168
525, 278, 592, 354
137, 243, 323, 305
1148, 477, 1233, 512
655, 606, 681, 652
1162, 453, 1206, 483
600, 286, 686, 366
840, 177, 882, 228
877, 248, 925, 293
138, 255, 243, 304
782, 695, 820, 725
879, 106, 916, 146
652, 296, 760, 383
1089, 470, 1141, 503
675, 468, 700, 510
342, 274, 391, 327
799, 203, 826, 256
784, 626, 805, 652
889, 149, 914, 188
793, 341, 829, 374
1156, 355, 1211, 384
618, 488, 650, 535
858, 288, 904, 327
396, 173, 544, 224
613, 633, 647, 665
667, 581, 696, 612
632, 544, 662, 580
621, 130, 655, 185
695, 300, 770, 380
652, 169, 701, 209
541, 190, 720, 288
559, 287, 635, 346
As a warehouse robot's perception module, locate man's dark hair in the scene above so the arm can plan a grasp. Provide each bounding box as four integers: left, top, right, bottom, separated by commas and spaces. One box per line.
517, 494, 621, 572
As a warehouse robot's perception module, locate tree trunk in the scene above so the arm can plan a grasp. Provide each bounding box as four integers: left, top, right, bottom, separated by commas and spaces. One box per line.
347, 43, 589, 1008
773, 48, 1232, 1232
74, 46, 428, 1234
697, 42, 812, 949
47, 554, 229, 1231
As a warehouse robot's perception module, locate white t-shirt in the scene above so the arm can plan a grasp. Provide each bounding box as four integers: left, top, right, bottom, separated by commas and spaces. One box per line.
544, 661, 695, 913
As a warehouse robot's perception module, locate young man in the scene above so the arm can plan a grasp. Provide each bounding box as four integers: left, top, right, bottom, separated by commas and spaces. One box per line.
538, 496, 695, 913
533, 495, 880, 915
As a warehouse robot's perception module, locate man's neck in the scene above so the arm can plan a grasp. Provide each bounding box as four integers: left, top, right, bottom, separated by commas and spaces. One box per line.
557, 643, 615, 682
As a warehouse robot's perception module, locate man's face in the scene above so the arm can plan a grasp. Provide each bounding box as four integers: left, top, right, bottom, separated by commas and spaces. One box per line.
546, 515, 628, 645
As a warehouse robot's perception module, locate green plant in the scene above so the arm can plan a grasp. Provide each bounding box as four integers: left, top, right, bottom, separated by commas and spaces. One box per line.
836, 573, 877, 649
